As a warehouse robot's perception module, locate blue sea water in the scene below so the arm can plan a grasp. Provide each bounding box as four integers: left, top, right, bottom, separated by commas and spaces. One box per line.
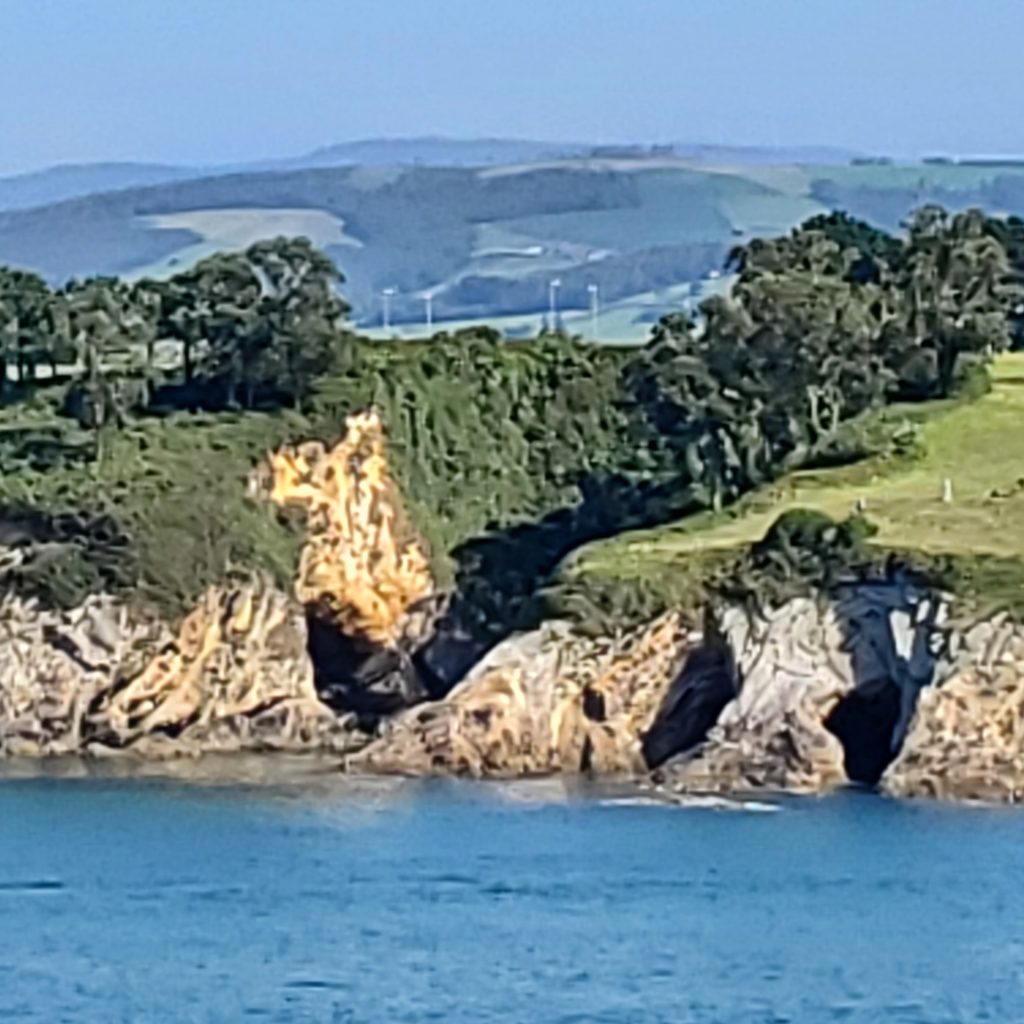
0, 765, 1022, 1024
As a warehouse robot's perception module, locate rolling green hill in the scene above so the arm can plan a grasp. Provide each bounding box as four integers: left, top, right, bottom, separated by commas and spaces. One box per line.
5, 156, 1024, 340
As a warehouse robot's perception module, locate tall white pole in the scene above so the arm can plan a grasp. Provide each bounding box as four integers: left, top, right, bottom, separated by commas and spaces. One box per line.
425, 293, 433, 333
549, 278, 561, 323
382, 288, 395, 332
588, 283, 599, 341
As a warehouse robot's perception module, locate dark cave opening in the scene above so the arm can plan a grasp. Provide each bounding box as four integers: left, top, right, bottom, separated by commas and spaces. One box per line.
824, 681, 905, 786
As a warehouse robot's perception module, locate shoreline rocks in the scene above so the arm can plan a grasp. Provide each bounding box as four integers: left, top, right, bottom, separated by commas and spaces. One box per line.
0, 576, 362, 759
660, 584, 948, 796
883, 616, 1024, 802
2, 569, 1024, 804
2, 409, 1024, 803
350, 613, 701, 777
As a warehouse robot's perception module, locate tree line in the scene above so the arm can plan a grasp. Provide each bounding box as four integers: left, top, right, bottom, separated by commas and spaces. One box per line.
0, 236, 350, 427
627, 205, 1024, 510
0, 202, 1021, 532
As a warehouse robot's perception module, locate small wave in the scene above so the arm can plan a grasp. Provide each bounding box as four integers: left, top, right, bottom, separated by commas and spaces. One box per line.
0, 879, 65, 892
600, 793, 781, 813
283, 979, 352, 992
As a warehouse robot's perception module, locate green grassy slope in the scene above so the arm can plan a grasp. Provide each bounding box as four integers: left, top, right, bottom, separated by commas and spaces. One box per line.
558, 353, 1024, 616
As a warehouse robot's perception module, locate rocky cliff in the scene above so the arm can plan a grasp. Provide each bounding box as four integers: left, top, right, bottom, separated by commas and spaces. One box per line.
0, 576, 357, 758
884, 613, 1024, 802
262, 410, 437, 648
355, 570, 1024, 803
258, 409, 444, 715
351, 613, 703, 776
2, 408, 1023, 802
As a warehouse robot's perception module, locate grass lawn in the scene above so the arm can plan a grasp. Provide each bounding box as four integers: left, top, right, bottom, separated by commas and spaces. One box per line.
562, 353, 1024, 610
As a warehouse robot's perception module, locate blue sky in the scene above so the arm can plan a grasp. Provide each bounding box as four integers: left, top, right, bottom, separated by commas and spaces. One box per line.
2, 0, 1022, 174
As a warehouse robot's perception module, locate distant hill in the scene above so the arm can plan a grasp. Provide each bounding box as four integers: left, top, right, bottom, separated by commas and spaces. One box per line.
670, 143, 862, 165
287, 136, 594, 169
0, 162, 762, 329
0, 137, 864, 213
0, 162, 201, 212
5, 149, 1024, 339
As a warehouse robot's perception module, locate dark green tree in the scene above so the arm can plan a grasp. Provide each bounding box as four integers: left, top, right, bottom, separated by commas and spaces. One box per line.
152, 237, 349, 408
59, 277, 154, 457
889, 206, 1020, 396
0, 267, 62, 392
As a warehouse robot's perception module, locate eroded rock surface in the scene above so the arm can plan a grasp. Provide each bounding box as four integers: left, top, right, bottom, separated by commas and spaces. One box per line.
261, 410, 442, 714
0, 577, 359, 758
0, 593, 165, 757
661, 584, 949, 795
352, 613, 701, 777
884, 616, 1024, 802
263, 410, 437, 648
89, 576, 357, 757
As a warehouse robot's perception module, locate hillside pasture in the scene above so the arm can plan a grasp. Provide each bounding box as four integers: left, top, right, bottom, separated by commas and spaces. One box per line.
130, 207, 362, 280
561, 354, 1024, 612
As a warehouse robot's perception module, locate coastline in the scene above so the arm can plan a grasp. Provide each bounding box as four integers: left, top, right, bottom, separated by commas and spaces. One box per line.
2, 412, 1023, 805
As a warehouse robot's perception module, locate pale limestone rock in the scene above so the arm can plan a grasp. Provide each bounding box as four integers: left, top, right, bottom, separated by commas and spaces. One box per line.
87, 576, 356, 755
883, 622, 1024, 803
351, 613, 697, 777
664, 584, 950, 796
0, 577, 358, 759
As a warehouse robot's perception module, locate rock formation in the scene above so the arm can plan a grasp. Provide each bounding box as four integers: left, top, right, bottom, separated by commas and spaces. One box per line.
0, 592, 164, 757
0, 410, 444, 757
660, 583, 949, 795
260, 410, 442, 713
263, 410, 436, 647
347, 573, 1024, 802
884, 614, 1024, 803
352, 613, 701, 777
0, 576, 359, 758
87, 576, 356, 757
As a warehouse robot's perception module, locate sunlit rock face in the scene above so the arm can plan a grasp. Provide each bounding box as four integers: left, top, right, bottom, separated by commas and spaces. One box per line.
884, 615, 1024, 803
0, 411, 443, 753
260, 411, 442, 716
264, 410, 436, 648
350, 613, 705, 777
0, 577, 358, 758
88, 576, 355, 756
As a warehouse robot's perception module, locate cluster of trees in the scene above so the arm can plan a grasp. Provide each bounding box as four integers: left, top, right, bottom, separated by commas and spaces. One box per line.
0, 236, 350, 431
626, 206, 1023, 510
